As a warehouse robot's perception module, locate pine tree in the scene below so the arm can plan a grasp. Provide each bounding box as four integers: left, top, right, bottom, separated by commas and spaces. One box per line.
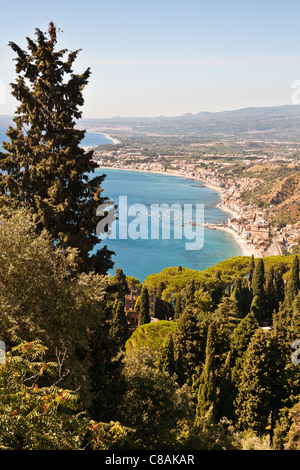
0, 22, 113, 274
138, 285, 150, 325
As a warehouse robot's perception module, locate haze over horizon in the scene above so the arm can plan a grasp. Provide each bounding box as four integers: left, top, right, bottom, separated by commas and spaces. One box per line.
1, 1, 300, 119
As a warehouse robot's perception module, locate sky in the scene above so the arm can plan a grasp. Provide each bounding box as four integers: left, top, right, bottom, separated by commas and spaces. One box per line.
1, 0, 300, 118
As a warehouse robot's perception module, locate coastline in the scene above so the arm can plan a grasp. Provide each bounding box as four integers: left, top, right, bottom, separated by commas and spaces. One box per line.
102, 133, 121, 145
98, 165, 255, 257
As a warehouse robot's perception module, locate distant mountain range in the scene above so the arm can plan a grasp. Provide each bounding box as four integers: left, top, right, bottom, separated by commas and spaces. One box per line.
2, 104, 300, 142
77, 104, 300, 142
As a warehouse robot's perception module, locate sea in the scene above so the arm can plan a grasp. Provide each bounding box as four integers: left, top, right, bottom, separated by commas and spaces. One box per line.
0, 126, 241, 281
97, 168, 241, 281
0, 126, 114, 149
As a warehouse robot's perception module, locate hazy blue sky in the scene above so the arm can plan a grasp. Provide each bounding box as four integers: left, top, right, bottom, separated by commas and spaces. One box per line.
1, 0, 300, 117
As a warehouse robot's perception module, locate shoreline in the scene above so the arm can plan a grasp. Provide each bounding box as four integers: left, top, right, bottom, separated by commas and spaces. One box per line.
102, 133, 121, 145
98, 165, 255, 257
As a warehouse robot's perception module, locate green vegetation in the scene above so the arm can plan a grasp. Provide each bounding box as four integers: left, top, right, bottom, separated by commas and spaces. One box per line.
0, 22, 113, 275
0, 22, 300, 451
125, 321, 176, 356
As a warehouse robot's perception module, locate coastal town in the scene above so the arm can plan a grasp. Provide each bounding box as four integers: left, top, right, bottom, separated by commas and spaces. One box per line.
90, 145, 300, 259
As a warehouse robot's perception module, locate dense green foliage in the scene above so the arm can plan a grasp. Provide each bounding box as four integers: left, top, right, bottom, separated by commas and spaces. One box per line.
0, 22, 300, 451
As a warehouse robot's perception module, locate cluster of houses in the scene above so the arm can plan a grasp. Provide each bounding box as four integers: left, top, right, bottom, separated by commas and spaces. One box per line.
93, 149, 300, 256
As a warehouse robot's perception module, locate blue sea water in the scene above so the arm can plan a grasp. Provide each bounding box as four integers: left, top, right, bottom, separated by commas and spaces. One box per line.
0, 126, 114, 150
96, 168, 241, 281
0, 125, 241, 281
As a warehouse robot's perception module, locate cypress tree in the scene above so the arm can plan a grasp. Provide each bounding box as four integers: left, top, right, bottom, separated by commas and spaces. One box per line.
251, 258, 265, 298
230, 311, 259, 389
0, 22, 113, 274
174, 294, 182, 320
110, 298, 129, 349
138, 285, 150, 325
265, 266, 279, 319
274, 267, 285, 306
113, 268, 130, 301
250, 294, 264, 323
196, 324, 217, 420
154, 281, 167, 320
183, 279, 195, 307
175, 347, 185, 386
250, 258, 265, 322
173, 305, 207, 384
231, 276, 244, 316
158, 333, 176, 376
218, 351, 234, 420
290, 293, 300, 341
249, 254, 255, 285
286, 255, 300, 307
235, 329, 272, 435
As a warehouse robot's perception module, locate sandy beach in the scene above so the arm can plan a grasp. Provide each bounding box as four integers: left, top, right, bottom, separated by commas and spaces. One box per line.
211, 225, 255, 257
102, 133, 121, 145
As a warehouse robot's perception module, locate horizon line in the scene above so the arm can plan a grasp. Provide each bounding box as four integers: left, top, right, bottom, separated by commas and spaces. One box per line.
0, 102, 298, 121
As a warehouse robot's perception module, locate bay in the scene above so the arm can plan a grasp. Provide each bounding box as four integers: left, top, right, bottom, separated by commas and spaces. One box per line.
97, 168, 241, 282
0, 125, 241, 281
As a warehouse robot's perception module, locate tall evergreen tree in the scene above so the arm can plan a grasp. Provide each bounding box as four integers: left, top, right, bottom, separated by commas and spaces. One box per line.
265, 266, 278, 318
174, 294, 182, 320
274, 266, 285, 307
183, 279, 195, 307
173, 306, 207, 384
0, 22, 113, 274
250, 258, 265, 322
138, 285, 150, 326
218, 351, 234, 421
251, 258, 265, 298
154, 281, 168, 320
110, 298, 129, 349
235, 329, 271, 435
196, 324, 217, 420
249, 255, 255, 286
113, 268, 130, 300
158, 333, 176, 376
231, 276, 244, 317
285, 255, 300, 307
